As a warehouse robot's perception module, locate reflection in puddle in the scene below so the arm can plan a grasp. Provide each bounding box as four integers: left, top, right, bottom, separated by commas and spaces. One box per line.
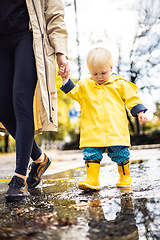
88, 196, 138, 240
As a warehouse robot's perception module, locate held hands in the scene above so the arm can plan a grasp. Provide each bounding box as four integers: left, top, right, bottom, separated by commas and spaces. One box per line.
137, 111, 147, 125
57, 53, 70, 79
58, 65, 68, 82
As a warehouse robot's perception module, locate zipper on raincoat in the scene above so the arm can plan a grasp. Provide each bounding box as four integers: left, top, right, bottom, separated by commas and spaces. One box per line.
31, 0, 53, 123
100, 87, 106, 145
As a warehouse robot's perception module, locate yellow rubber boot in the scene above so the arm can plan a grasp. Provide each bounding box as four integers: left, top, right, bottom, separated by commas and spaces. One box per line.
78, 162, 100, 191
116, 162, 132, 187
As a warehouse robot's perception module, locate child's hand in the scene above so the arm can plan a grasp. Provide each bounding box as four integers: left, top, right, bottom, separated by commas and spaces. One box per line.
137, 111, 147, 125
58, 65, 68, 82
57, 53, 70, 79
58, 65, 65, 76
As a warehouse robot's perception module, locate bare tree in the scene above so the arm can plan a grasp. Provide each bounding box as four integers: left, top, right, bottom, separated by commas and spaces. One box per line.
118, 0, 160, 134
129, 0, 160, 87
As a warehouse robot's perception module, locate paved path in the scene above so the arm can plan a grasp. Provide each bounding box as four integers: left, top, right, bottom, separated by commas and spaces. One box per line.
0, 147, 160, 240
0, 146, 160, 180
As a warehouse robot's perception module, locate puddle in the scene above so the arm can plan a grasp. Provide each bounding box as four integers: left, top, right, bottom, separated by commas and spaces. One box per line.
0, 157, 160, 239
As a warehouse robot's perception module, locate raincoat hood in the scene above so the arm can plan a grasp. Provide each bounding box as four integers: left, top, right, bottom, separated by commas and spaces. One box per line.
107, 74, 139, 92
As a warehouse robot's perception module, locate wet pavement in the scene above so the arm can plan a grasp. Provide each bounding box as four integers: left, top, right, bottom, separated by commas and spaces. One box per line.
0, 147, 160, 239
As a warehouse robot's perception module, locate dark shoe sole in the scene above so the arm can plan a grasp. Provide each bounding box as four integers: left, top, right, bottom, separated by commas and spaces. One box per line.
27, 158, 51, 188
5, 192, 29, 203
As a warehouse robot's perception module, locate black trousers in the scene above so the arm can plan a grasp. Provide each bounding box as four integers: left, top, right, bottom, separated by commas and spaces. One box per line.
0, 29, 42, 176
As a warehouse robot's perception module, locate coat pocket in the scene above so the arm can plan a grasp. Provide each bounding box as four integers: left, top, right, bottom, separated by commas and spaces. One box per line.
45, 43, 55, 56
44, 36, 55, 56
46, 45, 55, 56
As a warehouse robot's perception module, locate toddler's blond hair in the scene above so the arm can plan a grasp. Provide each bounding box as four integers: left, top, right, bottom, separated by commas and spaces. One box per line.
87, 47, 113, 73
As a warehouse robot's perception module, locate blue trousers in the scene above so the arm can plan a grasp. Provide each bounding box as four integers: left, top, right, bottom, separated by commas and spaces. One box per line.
0, 29, 42, 175
83, 146, 130, 164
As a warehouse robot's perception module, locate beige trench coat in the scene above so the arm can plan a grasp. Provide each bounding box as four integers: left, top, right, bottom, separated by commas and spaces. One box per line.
0, 0, 68, 134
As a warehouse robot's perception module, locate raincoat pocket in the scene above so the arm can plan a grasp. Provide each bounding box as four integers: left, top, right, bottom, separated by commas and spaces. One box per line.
80, 120, 88, 140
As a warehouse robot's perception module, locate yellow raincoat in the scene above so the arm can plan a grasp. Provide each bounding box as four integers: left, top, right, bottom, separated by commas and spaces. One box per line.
65, 75, 144, 148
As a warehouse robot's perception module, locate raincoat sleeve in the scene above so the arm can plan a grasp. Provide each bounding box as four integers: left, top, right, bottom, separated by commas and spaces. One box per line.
45, 0, 68, 56
120, 80, 147, 117
60, 78, 82, 104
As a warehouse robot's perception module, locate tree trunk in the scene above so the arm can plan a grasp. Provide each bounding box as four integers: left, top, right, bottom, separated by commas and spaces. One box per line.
126, 109, 135, 133
135, 117, 141, 134
4, 133, 9, 153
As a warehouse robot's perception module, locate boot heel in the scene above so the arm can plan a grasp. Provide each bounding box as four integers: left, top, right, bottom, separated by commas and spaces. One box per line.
116, 162, 132, 187
78, 161, 100, 191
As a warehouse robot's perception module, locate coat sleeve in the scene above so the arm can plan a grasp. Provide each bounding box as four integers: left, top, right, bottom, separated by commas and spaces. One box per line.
45, 0, 68, 56
60, 78, 82, 104
120, 80, 147, 116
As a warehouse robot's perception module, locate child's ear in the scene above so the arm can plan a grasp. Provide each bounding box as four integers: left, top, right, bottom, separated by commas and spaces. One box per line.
110, 66, 113, 72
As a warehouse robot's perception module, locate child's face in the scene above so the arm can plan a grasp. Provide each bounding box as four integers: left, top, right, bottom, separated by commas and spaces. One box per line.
89, 66, 113, 85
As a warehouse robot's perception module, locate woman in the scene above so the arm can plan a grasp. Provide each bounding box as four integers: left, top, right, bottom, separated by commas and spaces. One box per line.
0, 0, 70, 202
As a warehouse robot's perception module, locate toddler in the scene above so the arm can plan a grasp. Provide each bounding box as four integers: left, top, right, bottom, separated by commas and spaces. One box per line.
60, 47, 147, 191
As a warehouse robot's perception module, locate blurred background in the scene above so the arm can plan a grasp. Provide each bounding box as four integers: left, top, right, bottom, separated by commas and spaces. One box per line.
1, 0, 160, 153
